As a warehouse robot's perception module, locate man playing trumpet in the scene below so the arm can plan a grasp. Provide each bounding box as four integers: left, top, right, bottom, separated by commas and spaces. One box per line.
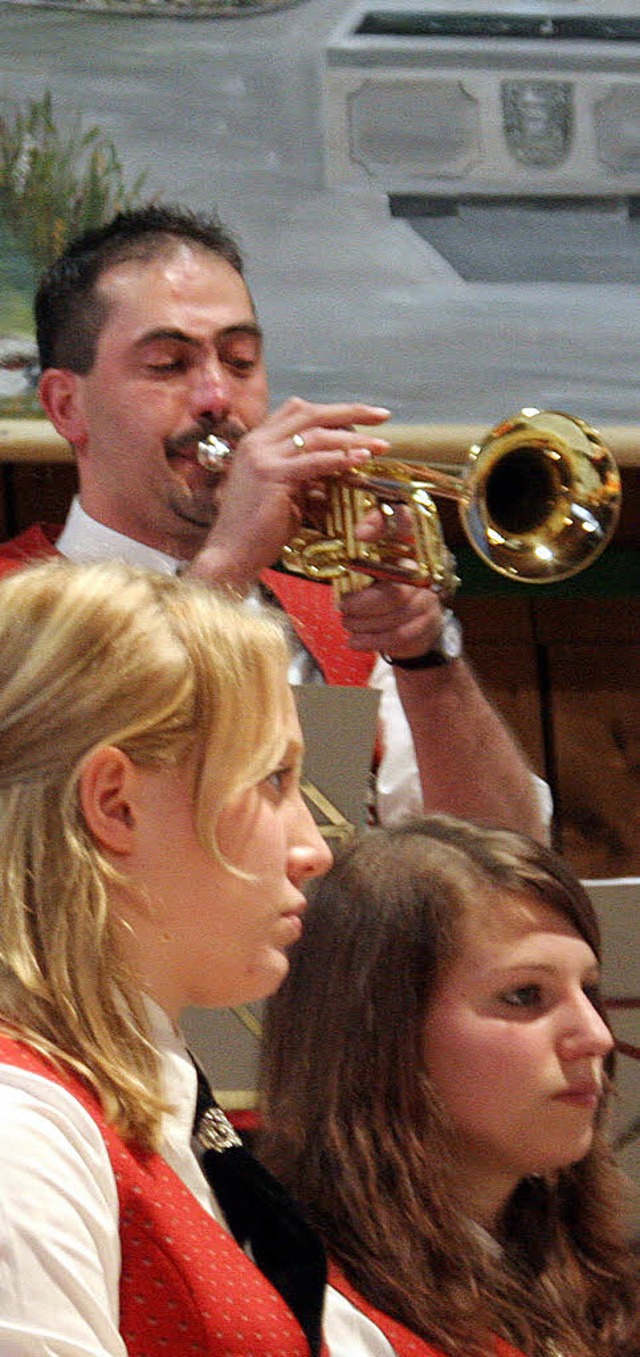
0, 203, 549, 837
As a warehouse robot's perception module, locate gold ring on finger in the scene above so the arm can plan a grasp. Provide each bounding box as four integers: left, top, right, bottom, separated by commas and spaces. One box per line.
291, 433, 306, 452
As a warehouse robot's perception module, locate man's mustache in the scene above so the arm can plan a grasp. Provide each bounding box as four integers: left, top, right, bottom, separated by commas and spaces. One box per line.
165, 419, 246, 457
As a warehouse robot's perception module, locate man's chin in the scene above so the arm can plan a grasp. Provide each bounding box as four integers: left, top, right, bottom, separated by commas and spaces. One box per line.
168, 492, 218, 534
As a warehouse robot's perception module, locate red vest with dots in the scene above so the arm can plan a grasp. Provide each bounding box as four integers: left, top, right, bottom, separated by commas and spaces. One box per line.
0, 524, 375, 687
328, 1262, 526, 1357
0, 1034, 314, 1357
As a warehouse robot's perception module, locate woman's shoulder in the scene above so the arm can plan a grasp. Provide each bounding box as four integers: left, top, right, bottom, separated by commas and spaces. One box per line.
494, 1340, 527, 1357
327, 1264, 527, 1357
0, 1032, 119, 1198
327, 1263, 449, 1357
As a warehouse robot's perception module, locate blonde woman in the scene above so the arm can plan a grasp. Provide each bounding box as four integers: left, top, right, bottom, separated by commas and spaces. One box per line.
0, 558, 331, 1357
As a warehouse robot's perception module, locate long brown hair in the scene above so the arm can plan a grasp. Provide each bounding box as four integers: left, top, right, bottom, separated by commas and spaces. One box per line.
259, 817, 638, 1357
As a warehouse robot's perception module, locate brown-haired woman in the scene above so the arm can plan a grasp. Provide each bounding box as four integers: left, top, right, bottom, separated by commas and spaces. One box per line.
259, 816, 639, 1357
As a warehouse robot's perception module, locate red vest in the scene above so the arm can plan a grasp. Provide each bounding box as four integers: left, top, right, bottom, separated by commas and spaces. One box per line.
0, 525, 375, 687
0, 1034, 312, 1357
328, 1262, 526, 1357
0, 522, 61, 573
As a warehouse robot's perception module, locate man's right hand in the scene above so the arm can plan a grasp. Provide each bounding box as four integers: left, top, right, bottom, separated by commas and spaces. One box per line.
186, 396, 391, 595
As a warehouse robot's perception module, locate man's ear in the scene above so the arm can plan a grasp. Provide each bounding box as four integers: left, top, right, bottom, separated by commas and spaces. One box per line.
38, 368, 88, 450
79, 746, 138, 856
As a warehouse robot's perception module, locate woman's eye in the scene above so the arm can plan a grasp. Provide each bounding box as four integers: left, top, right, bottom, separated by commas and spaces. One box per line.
500, 984, 543, 1009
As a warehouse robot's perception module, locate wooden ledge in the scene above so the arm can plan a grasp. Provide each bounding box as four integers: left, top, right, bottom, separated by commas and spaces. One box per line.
1, 417, 640, 467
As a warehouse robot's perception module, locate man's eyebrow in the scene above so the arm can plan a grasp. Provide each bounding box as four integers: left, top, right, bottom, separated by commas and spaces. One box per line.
134, 322, 263, 349
219, 323, 263, 343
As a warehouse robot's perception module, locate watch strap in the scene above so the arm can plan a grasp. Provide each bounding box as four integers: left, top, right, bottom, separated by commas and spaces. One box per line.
384, 610, 462, 670
387, 649, 449, 670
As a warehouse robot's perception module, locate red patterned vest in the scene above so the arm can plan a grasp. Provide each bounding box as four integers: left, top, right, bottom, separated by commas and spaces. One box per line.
0, 525, 375, 687
328, 1262, 526, 1357
0, 1035, 312, 1357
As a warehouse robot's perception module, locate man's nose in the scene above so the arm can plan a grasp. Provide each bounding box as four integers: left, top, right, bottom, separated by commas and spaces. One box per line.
189, 356, 232, 418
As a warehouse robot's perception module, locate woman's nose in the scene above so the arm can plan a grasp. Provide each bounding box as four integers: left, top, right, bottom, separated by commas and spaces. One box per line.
557, 990, 615, 1062
288, 799, 333, 887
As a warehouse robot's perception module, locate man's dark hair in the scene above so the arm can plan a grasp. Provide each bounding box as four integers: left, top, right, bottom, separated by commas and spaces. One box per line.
34, 203, 246, 374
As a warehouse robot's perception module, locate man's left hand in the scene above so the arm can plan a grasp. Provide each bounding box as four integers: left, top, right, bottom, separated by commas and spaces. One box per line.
340, 580, 445, 659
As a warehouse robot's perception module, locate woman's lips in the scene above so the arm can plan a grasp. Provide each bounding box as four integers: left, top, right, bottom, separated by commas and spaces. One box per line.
553, 1082, 601, 1108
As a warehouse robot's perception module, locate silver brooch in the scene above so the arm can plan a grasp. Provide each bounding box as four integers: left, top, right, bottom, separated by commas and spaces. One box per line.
196, 1103, 243, 1153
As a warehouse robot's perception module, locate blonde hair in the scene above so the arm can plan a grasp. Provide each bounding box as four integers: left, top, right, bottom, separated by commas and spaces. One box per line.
0, 559, 291, 1148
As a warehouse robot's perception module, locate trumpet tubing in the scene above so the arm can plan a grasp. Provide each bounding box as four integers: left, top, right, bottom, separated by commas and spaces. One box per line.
282, 462, 459, 595
199, 408, 622, 590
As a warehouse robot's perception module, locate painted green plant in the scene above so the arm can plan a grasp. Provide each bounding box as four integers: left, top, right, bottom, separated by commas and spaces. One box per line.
0, 90, 147, 268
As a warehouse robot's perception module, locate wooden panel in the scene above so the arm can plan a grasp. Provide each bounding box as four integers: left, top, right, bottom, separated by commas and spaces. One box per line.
0, 467, 8, 540
454, 596, 546, 777
462, 639, 546, 783
455, 596, 535, 644
452, 595, 640, 880
613, 466, 640, 549
547, 643, 640, 878
533, 596, 640, 645
6, 464, 78, 536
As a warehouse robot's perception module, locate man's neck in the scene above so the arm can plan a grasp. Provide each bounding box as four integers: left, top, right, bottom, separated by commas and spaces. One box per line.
56, 497, 182, 573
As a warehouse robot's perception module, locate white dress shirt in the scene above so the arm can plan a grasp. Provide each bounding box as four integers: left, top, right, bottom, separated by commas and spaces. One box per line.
0, 1004, 391, 1357
0, 1004, 220, 1356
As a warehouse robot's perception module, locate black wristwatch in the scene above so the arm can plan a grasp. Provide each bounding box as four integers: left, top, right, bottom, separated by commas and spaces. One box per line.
386, 610, 463, 670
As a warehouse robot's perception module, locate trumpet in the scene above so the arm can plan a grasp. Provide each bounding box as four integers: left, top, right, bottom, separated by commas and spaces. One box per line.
198, 408, 621, 593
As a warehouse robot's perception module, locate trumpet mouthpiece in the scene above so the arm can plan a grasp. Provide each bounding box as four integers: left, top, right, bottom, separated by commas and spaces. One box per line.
196, 435, 233, 471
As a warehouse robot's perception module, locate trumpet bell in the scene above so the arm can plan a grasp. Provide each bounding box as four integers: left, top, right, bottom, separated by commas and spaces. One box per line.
462, 409, 622, 583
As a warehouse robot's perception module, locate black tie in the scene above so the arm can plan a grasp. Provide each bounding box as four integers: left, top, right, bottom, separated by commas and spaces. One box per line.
192, 1063, 326, 1357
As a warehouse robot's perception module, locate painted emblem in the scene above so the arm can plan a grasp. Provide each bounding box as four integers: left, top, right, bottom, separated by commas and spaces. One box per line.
501, 81, 573, 167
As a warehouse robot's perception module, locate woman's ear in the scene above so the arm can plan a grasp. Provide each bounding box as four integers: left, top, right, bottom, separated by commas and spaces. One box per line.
79, 746, 138, 856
